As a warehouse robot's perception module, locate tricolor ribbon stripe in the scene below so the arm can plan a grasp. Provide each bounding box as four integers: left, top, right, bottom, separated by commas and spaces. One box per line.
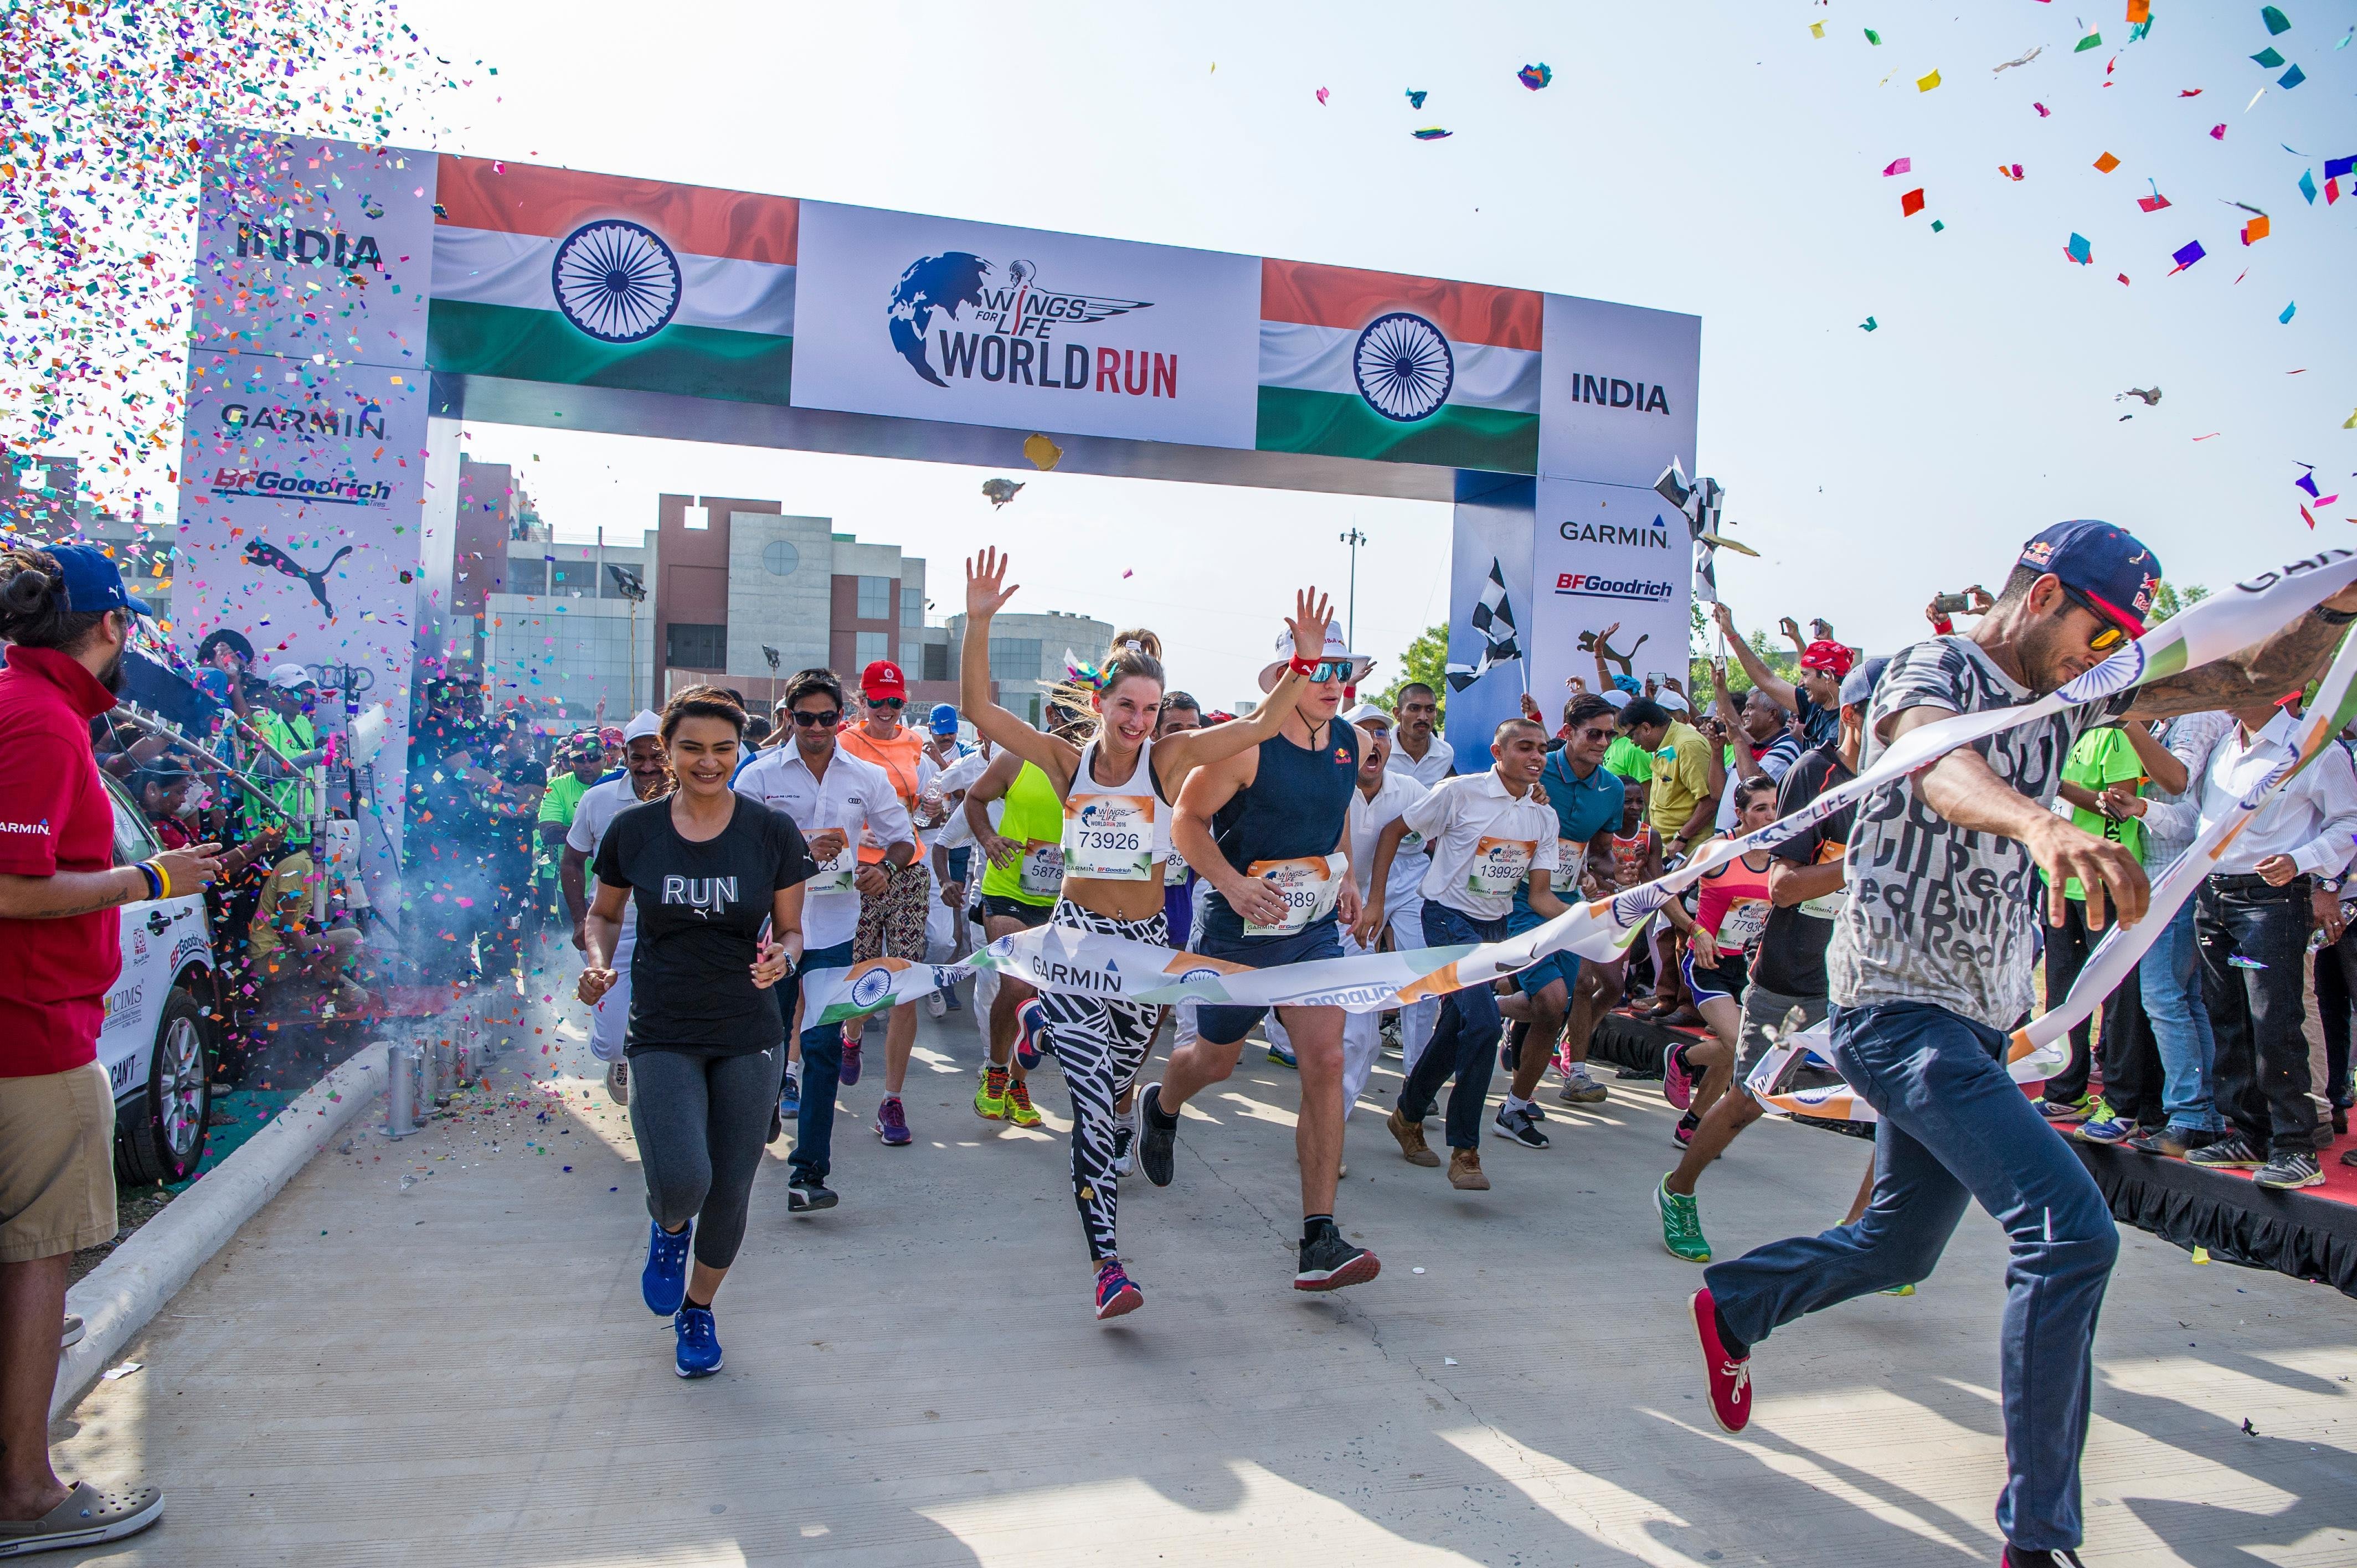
796, 552, 2357, 1052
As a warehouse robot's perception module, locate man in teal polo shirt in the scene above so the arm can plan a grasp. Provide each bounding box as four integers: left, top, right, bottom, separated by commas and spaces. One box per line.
1495, 693, 1630, 1146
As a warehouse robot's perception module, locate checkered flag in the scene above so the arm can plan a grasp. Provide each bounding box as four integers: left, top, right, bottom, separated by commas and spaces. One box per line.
1446, 558, 1524, 693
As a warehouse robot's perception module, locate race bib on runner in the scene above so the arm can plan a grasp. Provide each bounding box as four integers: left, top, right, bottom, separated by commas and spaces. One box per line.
1466, 836, 1536, 900
1020, 839, 1064, 898
1243, 854, 1347, 936
809, 833, 857, 895
1061, 794, 1155, 881
1717, 896, 1772, 951
1800, 838, 1849, 920
1550, 838, 1588, 895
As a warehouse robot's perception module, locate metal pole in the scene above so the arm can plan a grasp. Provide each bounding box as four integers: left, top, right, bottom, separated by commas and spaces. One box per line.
1338, 526, 1367, 647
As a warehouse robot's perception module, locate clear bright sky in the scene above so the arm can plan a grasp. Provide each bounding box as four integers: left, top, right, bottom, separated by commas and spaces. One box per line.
392, 0, 2355, 709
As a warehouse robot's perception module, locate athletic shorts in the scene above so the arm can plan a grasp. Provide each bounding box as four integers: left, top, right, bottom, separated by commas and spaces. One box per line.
1506, 906, 1580, 997
1735, 982, 1831, 1085
978, 893, 1055, 929
1193, 918, 1345, 1046
855, 862, 932, 962
0, 1061, 116, 1263
1680, 947, 1751, 1007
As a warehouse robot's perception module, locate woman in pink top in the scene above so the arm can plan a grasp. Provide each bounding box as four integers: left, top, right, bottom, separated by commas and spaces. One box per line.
1659, 778, 1781, 1144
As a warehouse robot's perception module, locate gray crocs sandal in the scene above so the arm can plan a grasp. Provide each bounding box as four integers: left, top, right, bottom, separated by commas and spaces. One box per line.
0, 1482, 163, 1557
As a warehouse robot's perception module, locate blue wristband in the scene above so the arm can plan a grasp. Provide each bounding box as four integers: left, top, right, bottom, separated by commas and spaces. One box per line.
135, 861, 163, 901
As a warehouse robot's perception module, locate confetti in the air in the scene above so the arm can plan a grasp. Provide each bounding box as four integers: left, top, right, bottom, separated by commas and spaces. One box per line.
1412, 127, 1453, 141
1517, 63, 1552, 90
1883, 157, 1912, 177
2093, 152, 2121, 173
1917, 69, 1942, 91
1994, 45, 2043, 73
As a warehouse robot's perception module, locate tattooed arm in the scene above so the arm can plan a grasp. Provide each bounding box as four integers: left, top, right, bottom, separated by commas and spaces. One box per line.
2125, 602, 2357, 721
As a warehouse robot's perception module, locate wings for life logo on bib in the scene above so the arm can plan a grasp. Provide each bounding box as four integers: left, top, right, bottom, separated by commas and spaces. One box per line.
887, 252, 1153, 389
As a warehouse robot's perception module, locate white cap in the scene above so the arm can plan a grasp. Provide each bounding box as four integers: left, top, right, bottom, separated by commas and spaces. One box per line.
1601, 689, 1633, 710
1343, 702, 1393, 728
266, 662, 314, 691
1656, 689, 1690, 713
1258, 623, 1375, 694
621, 709, 662, 742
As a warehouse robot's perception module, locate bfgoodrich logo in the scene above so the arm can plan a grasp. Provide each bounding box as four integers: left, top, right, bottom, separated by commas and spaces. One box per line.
1555, 572, 1676, 602
887, 252, 1170, 396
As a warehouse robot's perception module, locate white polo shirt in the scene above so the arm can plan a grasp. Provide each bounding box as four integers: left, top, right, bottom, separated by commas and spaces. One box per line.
735, 744, 913, 951
1347, 768, 1430, 924
1388, 731, 1456, 788
1399, 767, 1560, 921
566, 775, 650, 938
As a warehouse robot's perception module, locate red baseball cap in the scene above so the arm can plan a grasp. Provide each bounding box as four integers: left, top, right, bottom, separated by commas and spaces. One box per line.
860, 660, 908, 701
1799, 640, 1855, 678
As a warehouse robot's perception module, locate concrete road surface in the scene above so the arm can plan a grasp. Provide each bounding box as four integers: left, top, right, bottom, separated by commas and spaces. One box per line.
50, 982, 2357, 1566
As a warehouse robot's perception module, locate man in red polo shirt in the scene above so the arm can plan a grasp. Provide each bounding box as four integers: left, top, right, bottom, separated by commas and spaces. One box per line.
0, 542, 218, 1555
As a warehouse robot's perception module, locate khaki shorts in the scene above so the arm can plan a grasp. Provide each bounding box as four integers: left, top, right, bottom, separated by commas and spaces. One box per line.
0, 1061, 118, 1263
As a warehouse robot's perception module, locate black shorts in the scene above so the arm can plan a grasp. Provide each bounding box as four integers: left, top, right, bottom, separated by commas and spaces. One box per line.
978, 893, 1055, 929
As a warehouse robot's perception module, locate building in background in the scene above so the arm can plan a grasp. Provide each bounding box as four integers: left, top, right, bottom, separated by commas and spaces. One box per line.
942, 610, 1115, 727
3, 453, 173, 626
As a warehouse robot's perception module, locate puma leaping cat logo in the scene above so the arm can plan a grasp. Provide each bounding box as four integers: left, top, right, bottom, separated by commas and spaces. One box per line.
1579, 627, 1649, 679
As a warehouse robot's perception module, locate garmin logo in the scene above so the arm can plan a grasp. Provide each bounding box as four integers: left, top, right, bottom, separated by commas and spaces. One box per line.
1558, 519, 1671, 549
1039, 961, 1120, 994
1563, 373, 1672, 415
0, 818, 49, 835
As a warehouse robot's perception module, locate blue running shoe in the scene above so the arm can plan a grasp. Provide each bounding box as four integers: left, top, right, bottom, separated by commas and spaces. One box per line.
840, 1028, 863, 1087
1015, 998, 1050, 1071
642, 1219, 692, 1316
778, 1070, 800, 1119
673, 1306, 723, 1378
1268, 1038, 1299, 1069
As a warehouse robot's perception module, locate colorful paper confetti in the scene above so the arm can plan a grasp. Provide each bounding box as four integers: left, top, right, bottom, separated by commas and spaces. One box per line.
1901, 187, 1926, 216
1517, 63, 1552, 90
2170, 240, 2207, 272
2066, 233, 2093, 265
1859, 316, 1879, 332
1411, 127, 1453, 141
1883, 157, 1912, 177
1404, 89, 1428, 108
1917, 69, 1942, 91
2094, 152, 2122, 172
2280, 301, 2298, 323
2262, 6, 2291, 35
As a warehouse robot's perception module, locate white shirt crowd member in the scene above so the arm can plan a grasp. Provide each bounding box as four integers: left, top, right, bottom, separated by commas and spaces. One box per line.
567, 773, 651, 1062
2145, 707, 2357, 877
1330, 763, 1432, 1112
1388, 730, 1456, 789
1402, 768, 1561, 922
734, 743, 914, 953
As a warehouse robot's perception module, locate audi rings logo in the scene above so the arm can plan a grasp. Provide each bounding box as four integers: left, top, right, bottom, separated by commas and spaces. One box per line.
849, 964, 897, 1010
1353, 312, 1454, 422
552, 220, 683, 343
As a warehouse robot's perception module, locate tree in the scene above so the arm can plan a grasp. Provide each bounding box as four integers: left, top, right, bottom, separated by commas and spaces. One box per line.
2148, 580, 2209, 624
1382, 623, 1450, 717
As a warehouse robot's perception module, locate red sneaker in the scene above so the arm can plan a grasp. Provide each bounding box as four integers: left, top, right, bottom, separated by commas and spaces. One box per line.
1663, 1040, 1696, 1111
1691, 1287, 1752, 1434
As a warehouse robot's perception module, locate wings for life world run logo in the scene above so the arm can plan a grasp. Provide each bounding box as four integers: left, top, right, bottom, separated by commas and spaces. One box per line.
886, 252, 1184, 400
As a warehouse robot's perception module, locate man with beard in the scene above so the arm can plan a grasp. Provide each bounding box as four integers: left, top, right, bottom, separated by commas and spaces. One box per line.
1691, 522, 2357, 1568
0, 543, 212, 1554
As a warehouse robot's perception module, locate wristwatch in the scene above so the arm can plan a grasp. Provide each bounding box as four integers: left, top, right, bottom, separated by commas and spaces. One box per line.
2314, 604, 2357, 626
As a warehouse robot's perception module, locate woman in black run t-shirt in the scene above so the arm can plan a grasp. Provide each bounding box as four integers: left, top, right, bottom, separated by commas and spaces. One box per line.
579, 687, 817, 1379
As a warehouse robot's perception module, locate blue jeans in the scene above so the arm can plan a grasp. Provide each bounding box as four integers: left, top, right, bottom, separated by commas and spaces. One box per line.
1395, 902, 1510, 1149
782, 940, 855, 1187
1704, 1000, 2118, 1554
2135, 899, 2223, 1133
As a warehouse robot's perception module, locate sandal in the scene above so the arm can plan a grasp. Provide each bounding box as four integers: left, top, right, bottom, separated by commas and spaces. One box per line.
0, 1482, 163, 1557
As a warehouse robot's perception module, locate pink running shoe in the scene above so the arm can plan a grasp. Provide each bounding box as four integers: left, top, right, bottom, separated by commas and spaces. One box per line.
1663, 1040, 1696, 1111
1094, 1261, 1143, 1320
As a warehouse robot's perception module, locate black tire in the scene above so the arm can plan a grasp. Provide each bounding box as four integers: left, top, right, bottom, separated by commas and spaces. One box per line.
116, 987, 213, 1187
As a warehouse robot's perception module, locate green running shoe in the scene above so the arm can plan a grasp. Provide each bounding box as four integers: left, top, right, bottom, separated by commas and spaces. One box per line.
1655, 1176, 1711, 1263
974, 1064, 1009, 1122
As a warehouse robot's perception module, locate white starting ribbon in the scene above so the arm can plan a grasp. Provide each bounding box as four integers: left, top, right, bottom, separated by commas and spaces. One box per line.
799, 551, 2357, 1038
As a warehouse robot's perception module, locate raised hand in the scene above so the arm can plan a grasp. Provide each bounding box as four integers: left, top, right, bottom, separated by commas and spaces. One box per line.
1711, 603, 1737, 635
966, 546, 1020, 620
1285, 586, 1336, 661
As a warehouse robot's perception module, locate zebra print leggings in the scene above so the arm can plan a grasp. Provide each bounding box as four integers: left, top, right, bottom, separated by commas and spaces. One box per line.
1035, 899, 1169, 1263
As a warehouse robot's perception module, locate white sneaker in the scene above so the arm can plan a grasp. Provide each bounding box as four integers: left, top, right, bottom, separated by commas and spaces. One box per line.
927, 989, 948, 1019
1111, 1116, 1138, 1177
604, 1059, 629, 1105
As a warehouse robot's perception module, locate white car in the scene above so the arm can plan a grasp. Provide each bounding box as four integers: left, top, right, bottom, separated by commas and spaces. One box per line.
96, 772, 217, 1185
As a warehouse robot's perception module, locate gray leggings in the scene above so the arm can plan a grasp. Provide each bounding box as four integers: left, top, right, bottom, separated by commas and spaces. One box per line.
627, 1044, 781, 1271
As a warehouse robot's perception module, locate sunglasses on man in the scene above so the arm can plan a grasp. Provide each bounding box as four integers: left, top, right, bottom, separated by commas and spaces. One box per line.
1573, 724, 1615, 742
2057, 585, 2129, 653
1298, 659, 1350, 684
791, 709, 842, 728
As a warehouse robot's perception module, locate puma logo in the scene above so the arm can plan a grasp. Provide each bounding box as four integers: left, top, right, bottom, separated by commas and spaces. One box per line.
1579, 628, 1650, 678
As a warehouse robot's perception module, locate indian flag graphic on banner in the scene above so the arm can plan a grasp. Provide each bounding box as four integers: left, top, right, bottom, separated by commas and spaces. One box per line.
428, 156, 801, 405
1255, 259, 1541, 474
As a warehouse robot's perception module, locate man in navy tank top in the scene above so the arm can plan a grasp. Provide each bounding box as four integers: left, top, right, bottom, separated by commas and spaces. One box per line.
1138, 622, 1382, 1293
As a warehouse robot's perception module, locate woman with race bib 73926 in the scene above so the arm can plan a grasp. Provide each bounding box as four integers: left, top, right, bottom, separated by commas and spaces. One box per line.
960, 546, 1330, 1321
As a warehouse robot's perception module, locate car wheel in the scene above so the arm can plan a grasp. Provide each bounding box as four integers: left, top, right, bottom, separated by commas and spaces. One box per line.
116, 986, 213, 1187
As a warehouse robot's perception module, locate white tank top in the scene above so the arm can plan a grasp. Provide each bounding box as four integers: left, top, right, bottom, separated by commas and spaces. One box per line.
1059, 736, 1174, 881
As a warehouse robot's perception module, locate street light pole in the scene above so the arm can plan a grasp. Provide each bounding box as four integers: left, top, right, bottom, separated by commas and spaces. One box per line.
1338, 526, 1367, 647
